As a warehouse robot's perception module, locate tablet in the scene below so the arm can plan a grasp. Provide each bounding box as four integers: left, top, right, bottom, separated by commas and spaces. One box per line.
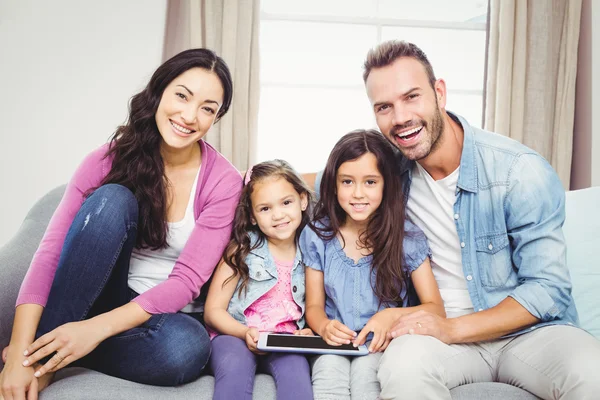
257, 333, 368, 356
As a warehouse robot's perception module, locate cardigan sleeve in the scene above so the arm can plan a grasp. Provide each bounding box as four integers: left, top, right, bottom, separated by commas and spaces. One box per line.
16, 145, 110, 306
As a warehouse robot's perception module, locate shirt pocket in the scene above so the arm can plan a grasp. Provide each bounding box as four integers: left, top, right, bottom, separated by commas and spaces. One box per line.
248, 265, 276, 282
475, 233, 512, 287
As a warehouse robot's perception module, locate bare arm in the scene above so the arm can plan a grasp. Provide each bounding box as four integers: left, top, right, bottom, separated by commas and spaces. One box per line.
305, 267, 355, 345
304, 268, 329, 336
390, 257, 445, 320
354, 258, 445, 350
204, 259, 248, 340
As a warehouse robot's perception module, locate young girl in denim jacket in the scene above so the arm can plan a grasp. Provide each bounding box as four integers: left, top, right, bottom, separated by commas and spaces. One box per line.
204, 160, 314, 400
302, 130, 445, 400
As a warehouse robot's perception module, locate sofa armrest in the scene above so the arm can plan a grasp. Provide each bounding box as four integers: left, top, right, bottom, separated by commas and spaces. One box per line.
0, 185, 66, 368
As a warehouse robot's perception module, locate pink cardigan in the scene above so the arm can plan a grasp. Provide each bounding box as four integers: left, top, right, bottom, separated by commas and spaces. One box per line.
17, 140, 242, 314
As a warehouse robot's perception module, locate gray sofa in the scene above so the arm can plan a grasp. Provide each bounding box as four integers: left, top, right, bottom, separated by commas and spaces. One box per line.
2, 185, 599, 400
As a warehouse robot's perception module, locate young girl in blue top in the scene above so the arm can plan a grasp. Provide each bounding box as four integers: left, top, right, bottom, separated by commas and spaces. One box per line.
204, 160, 314, 400
301, 130, 445, 400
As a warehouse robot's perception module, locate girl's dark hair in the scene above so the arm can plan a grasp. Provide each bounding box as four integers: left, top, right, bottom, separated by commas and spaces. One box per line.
224, 160, 314, 296
312, 129, 407, 306
97, 48, 233, 249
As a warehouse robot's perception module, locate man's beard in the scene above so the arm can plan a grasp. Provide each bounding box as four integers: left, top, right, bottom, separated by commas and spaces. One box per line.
388, 106, 445, 161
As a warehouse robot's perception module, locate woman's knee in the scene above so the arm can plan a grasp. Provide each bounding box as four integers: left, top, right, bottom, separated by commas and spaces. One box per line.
83, 184, 138, 225
150, 314, 211, 384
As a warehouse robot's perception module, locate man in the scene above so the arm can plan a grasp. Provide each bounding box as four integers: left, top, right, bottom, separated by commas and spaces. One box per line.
315, 40, 599, 399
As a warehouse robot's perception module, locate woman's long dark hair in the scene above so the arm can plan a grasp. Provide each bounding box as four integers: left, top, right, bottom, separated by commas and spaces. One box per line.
97, 48, 233, 249
311, 129, 408, 306
224, 160, 314, 296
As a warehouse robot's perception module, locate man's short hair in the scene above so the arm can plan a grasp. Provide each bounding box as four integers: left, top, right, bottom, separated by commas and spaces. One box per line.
363, 40, 437, 89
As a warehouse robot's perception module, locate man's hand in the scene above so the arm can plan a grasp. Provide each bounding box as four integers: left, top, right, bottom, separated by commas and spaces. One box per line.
319, 319, 356, 346
389, 310, 454, 344
245, 327, 266, 355
23, 320, 104, 378
354, 309, 395, 352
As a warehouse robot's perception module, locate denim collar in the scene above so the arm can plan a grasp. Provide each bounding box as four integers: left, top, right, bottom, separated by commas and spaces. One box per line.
396, 111, 478, 194
248, 231, 303, 269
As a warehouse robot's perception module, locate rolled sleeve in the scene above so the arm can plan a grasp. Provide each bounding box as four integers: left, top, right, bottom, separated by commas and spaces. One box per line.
505, 154, 571, 321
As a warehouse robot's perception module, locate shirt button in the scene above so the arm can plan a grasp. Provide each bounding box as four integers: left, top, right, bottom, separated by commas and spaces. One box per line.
478, 308, 483, 312
460, 242, 466, 248
292, 286, 297, 293
454, 213, 459, 220
256, 271, 261, 277
466, 275, 473, 281
488, 243, 493, 250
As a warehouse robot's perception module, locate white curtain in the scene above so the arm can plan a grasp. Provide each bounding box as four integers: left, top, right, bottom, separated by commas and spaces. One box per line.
163, 0, 260, 170
485, 0, 582, 188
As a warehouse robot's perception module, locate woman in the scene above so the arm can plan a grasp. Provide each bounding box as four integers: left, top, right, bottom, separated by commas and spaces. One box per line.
0, 48, 242, 399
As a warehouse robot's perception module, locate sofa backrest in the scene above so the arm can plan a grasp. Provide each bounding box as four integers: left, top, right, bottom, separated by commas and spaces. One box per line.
563, 186, 600, 339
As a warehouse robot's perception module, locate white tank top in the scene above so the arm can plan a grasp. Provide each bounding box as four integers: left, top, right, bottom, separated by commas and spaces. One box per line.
128, 165, 202, 311
406, 162, 475, 318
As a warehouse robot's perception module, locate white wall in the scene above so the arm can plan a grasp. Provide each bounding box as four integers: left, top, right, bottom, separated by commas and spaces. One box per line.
0, 0, 167, 247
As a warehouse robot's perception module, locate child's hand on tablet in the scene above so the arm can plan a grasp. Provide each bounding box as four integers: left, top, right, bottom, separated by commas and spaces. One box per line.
245, 327, 266, 355
320, 319, 356, 346
354, 309, 394, 353
293, 328, 314, 336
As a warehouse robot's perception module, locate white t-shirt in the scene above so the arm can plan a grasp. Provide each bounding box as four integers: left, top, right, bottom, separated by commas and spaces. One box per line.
128, 165, 203, 312
406, 162, 474, 318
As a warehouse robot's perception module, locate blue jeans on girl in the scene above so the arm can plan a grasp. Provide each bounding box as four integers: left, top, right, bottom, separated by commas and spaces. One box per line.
210, 335, 313, 400
36, 184, 210, 386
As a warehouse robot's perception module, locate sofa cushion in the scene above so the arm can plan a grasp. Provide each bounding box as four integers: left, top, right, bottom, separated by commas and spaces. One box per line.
41, 368, 275, 400
563, 187, 600, 339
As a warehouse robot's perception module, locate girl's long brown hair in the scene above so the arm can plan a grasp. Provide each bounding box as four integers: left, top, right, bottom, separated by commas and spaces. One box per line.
223, 160, 314, 296
311, 129, 408, 306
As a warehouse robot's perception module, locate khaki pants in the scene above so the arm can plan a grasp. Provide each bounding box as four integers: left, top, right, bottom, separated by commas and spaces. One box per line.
378, 325, 600, 400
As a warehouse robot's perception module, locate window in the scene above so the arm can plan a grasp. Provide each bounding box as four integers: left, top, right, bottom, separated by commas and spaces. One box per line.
258, 0, 489, 171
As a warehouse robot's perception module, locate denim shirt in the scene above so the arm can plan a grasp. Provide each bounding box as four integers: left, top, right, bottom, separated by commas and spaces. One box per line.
300, 221, 430, 333
226, 232, 307, 329
398, 113, 579, 336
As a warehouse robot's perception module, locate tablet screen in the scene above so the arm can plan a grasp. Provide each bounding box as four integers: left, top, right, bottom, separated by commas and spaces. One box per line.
266, 334, 360, 351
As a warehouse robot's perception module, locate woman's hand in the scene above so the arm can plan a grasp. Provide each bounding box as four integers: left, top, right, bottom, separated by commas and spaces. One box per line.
23, 320, 105, 378
293, 328, 314, 336
354, 309, 395, 353
244, 327, 266, 355
0, 344, 37, 400
319, 319, 356, 346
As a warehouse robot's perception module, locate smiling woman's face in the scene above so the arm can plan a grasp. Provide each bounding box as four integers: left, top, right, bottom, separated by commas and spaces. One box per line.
155, 67, 224, 151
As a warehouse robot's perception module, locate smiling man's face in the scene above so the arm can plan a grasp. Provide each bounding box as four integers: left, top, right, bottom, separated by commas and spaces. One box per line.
366, 56, 446, 161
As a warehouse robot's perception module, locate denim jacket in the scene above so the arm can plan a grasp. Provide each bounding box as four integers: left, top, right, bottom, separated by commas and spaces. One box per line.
226, 232, 307, 329
399, 113, 579, 336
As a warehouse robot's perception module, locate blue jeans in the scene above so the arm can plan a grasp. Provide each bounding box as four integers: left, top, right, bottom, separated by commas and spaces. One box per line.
36, 184, 211, 386
210, 335, 313, 400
